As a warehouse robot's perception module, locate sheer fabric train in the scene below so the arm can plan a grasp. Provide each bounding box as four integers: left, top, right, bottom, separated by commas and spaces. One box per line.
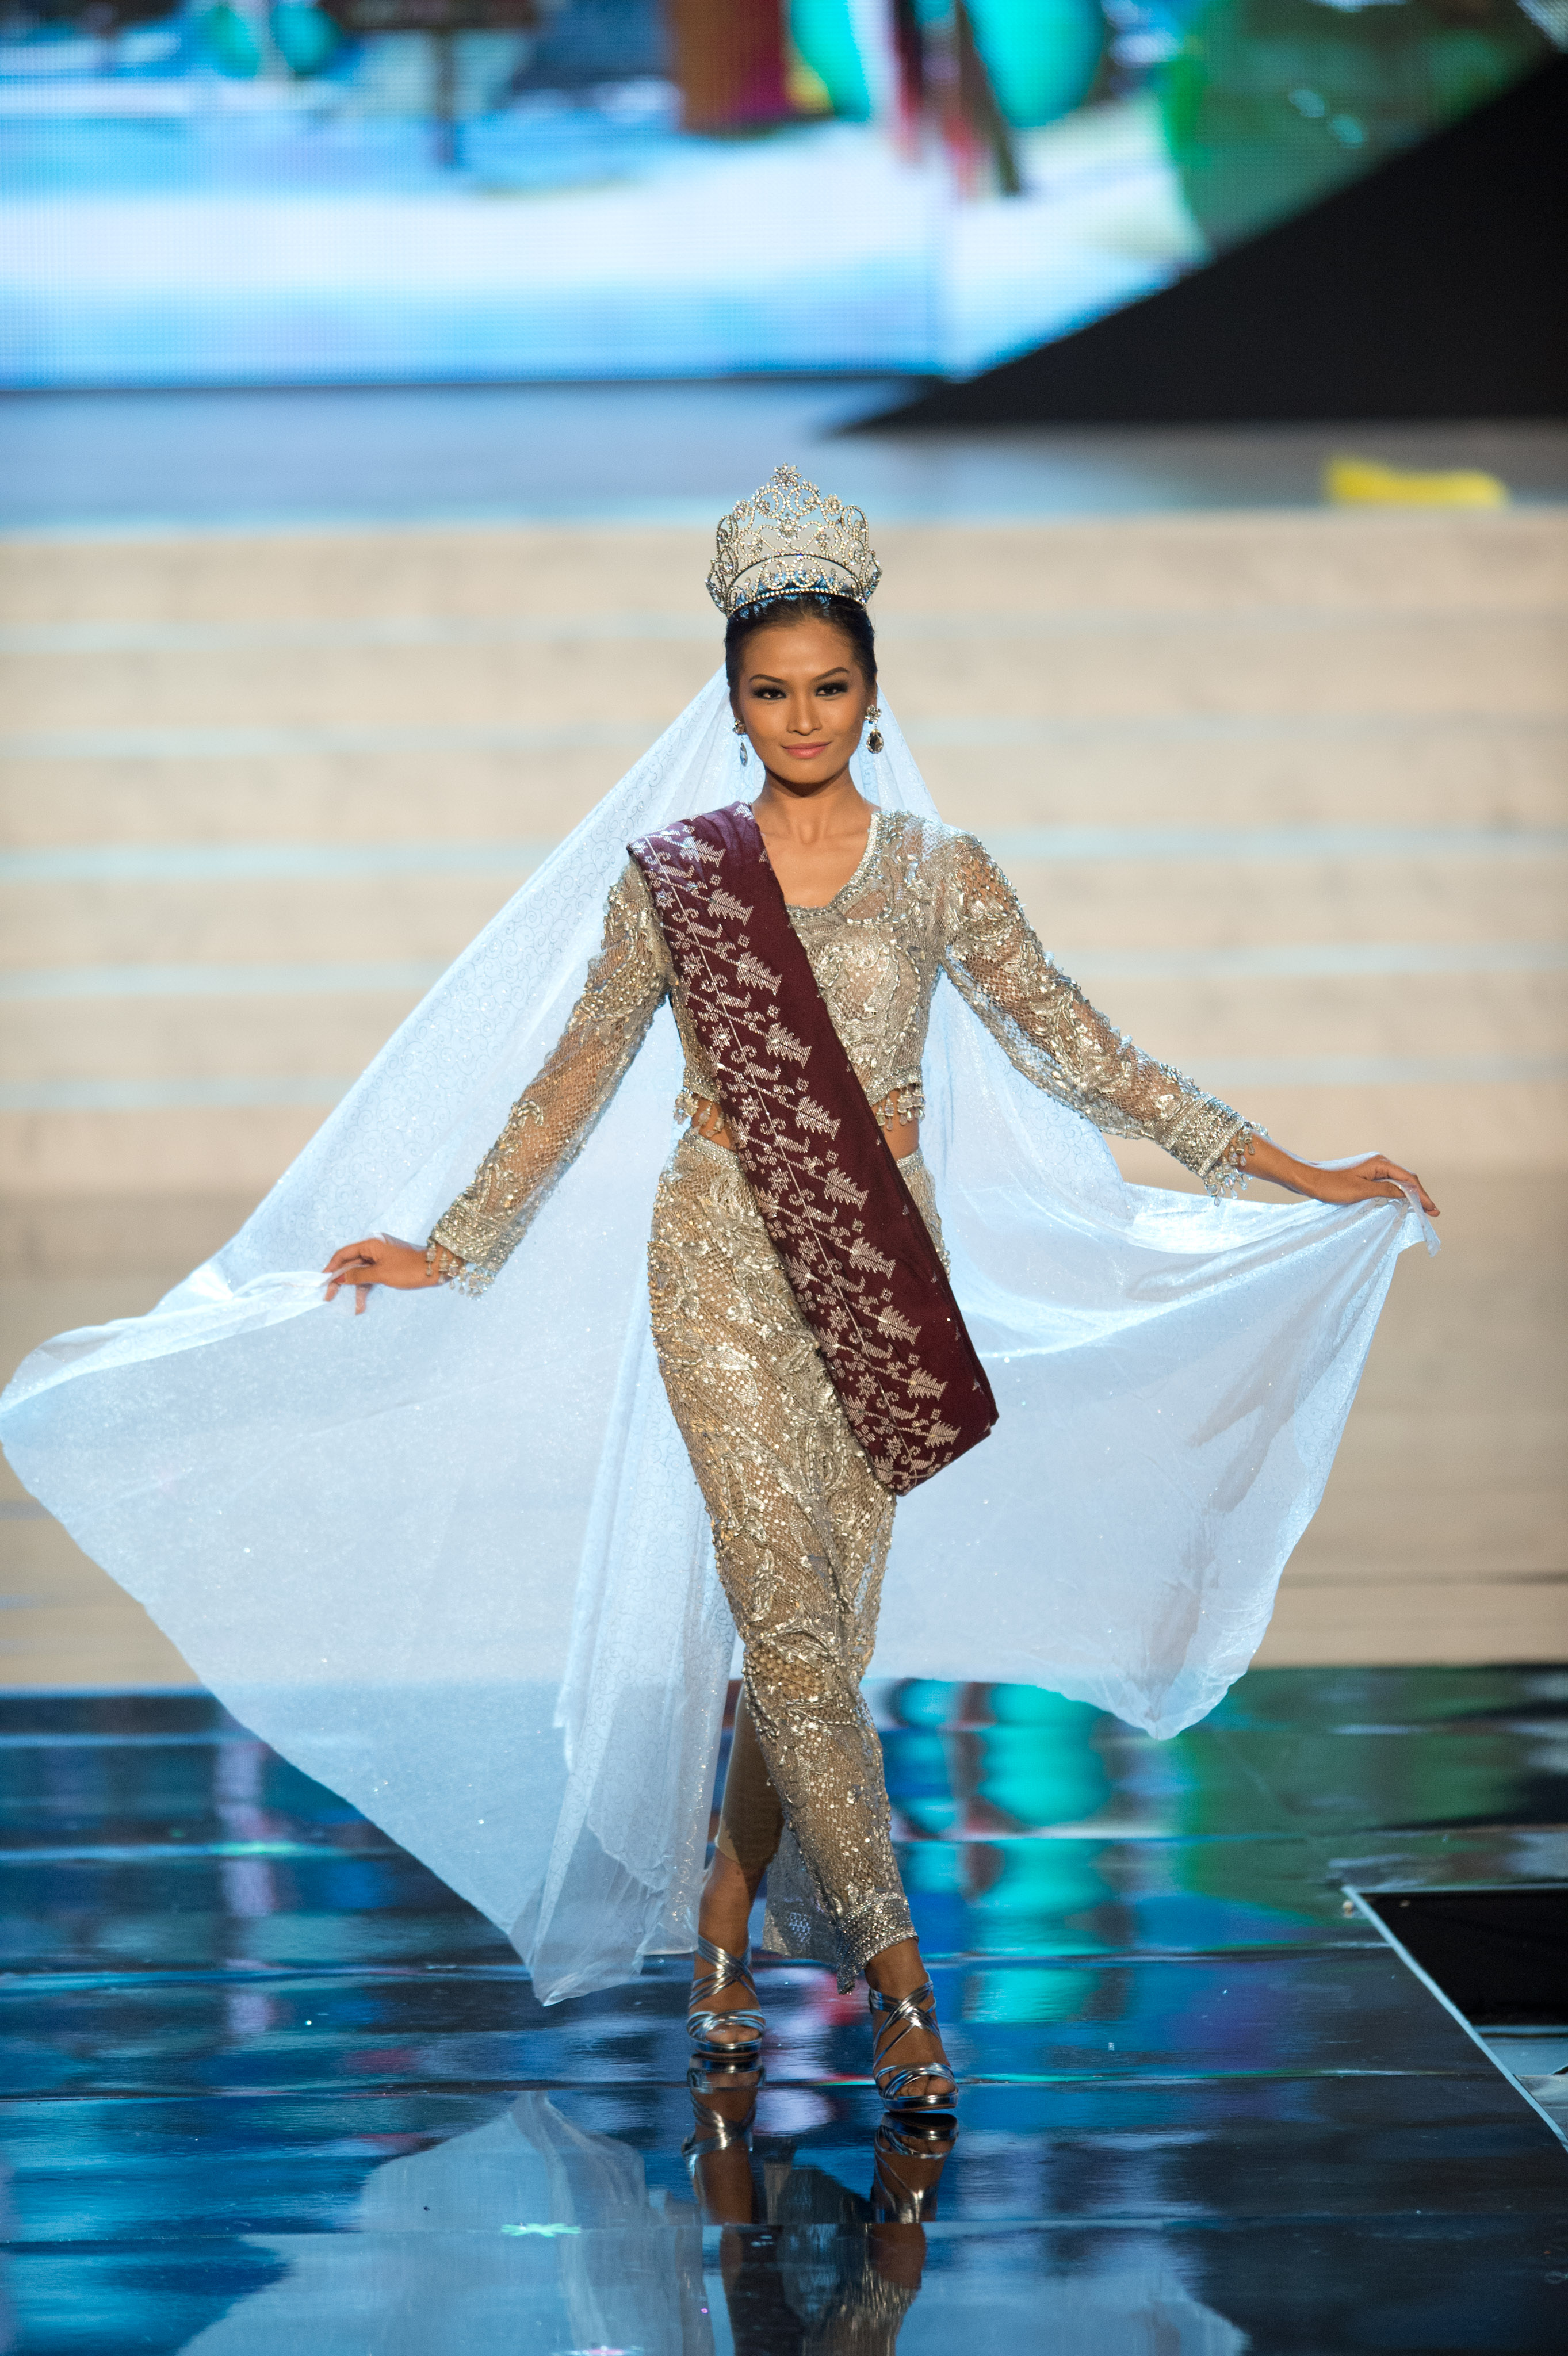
0, 675, 1435, 2001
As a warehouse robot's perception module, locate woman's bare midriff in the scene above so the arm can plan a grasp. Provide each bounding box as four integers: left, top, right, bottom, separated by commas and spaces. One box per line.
691, 1095, 919, 1162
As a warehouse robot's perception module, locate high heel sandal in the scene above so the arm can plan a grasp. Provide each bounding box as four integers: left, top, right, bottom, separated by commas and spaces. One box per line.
871, 2115, 958, 2223
867, 1980, 958, 2114
683, 2059, 762, 2163
687, 1932, 766, 2060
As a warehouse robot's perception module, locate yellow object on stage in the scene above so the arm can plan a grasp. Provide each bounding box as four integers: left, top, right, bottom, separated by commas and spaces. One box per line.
1324, 456, 1510, 508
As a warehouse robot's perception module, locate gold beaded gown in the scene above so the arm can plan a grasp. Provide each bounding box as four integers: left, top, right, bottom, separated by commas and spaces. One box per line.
427, 809, 1255, 1987
0, 670, 1433, 2007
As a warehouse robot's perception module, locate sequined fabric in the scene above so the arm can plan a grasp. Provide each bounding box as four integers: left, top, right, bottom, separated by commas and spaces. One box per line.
649, 1127, 918, 1984
427, 811, 1259, 1973
430, 810, 1255, 1286
721, 1145, 950, 1979
630, 806, 995, 1496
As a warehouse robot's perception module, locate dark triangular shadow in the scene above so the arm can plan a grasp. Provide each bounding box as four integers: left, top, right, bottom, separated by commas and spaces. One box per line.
854, 56, 1568, 427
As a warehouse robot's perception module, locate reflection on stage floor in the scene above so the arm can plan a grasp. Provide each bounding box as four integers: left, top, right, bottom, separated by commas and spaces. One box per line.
1, 1665, 1563, 2351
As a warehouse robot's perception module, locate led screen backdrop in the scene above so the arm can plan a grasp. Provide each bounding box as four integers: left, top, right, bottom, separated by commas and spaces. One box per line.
0, 0, 1558, 387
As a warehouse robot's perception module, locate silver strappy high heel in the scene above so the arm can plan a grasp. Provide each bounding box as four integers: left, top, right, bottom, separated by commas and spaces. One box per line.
867, 1979, 958, 2114
683, 2059, 763, 2164
871, 2114, 958, 2222
687, 1932, 766, 2059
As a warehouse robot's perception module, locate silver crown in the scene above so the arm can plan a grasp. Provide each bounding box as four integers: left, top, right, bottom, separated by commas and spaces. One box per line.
707, 463, 881, 616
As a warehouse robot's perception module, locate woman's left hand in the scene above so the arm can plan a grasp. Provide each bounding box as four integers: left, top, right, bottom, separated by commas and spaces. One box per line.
1244, 1137, 1439, 1217
323, 1234, 443, 1313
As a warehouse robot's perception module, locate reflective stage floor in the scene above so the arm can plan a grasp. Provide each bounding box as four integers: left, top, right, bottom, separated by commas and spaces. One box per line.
2, 1665, 1565, 2353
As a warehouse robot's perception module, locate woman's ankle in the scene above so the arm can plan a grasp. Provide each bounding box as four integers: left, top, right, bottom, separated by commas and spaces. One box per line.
698, 1851, 760, 1955
697, 1914, 751, 1960
864, 1936, 928, 2001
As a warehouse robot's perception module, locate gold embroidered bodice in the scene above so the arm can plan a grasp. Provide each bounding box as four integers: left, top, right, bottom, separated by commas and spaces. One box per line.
430, 810, 1254, 1287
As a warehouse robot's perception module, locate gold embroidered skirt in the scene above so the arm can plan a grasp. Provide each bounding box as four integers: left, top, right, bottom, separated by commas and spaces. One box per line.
647, 1126, 944, 1986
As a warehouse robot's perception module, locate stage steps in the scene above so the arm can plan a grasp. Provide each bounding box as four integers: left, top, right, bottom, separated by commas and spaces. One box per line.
1, 504, 1563, 1681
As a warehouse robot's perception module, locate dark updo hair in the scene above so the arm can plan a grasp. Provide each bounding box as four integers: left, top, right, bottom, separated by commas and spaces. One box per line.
724, 592, 877, 698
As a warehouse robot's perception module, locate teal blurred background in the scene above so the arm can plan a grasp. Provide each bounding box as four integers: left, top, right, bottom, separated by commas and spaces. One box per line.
0, 0, 1558, 385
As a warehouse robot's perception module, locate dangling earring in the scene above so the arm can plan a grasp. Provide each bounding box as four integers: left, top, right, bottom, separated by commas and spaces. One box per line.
733, 717, 748, 768
866, 704, 884, 755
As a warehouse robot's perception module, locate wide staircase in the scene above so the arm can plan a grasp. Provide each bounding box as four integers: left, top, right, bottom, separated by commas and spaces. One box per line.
2, 507, 1563, 1680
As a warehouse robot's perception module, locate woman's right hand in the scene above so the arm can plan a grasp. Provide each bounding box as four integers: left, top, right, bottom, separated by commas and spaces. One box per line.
323, 1236, 448, 1315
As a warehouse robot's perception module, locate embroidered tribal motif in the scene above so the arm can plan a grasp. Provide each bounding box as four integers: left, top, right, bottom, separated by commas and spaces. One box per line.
629, 804, 997, 1497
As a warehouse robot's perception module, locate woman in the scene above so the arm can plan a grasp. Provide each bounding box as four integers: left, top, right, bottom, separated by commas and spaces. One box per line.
314, 468, 1436, 2112
1, 467, 1435, 2102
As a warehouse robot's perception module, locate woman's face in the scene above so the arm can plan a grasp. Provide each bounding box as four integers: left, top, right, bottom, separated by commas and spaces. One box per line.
731, 618, 873, 797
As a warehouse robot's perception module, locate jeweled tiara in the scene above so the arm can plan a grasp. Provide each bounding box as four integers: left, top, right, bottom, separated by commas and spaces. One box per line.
707, 463, 881, 616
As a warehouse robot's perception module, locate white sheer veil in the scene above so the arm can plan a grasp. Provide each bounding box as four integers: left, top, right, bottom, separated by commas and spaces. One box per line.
0, 671, 1433, 2002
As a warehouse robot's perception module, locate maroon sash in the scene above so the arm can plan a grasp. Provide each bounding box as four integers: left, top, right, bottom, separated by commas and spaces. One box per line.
629, 803, 996, 1496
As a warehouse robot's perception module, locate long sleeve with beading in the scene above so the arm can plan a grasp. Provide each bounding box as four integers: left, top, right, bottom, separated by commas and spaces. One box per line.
938, 833, 1256, 1194
428, 865, 670, 1289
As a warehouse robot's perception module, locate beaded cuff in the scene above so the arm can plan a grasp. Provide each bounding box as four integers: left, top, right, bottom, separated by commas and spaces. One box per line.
423, 1239, 466, 1289
873, 1083, 925, 1129
675, 1084, 718, 1132
425, 1207, 508, 1295
1200, 1125, 1266, 1199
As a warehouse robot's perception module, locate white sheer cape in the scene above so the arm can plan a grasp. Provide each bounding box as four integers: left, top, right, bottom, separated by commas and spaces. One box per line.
0, 676, 1435, 2001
